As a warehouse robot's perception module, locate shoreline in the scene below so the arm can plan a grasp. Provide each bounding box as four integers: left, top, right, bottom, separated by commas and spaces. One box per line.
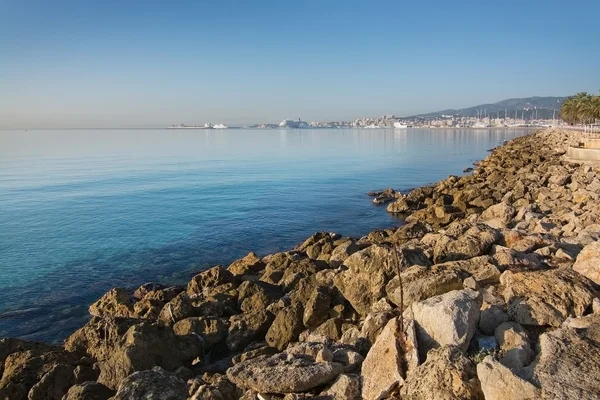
2, 127, 600, 399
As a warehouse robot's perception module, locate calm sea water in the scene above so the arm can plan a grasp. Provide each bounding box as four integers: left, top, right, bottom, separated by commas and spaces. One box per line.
0, 128, 531, 343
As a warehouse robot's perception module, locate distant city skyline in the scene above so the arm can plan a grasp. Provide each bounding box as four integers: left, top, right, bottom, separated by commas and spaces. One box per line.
1, 1, 599, 128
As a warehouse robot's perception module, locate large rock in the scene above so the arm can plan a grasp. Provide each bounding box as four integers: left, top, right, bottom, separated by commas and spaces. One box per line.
400, 346, 483, 399
62, 381, 114, 400
573, 241, 600, 284
226, 352, 344, 393
96, 322, 201, 389
227, 310, 274, 351
111, 367, 187, 400
361, 317, 417, 400
334, 245, 429, 316
65, 317, 138, 362
320, 374, 361, 400
0, 347, 77, 400
410, 289, 482, 360
303, 286, 333, 328
495, 322, 534, 370
386, 265, 464, 310
88, 288, 133, 318
187, 266, 235, 296
27, 363, 74, 400
524, 314, 600, 399
477, 356, 540, 400
172, 316, 228, 348
501, 269, 598, 326
433, 223, 501, 263
237, 281, 281, 314
228, 252, 265, 276
480, 202, 516, 228
265, 304, 304, 351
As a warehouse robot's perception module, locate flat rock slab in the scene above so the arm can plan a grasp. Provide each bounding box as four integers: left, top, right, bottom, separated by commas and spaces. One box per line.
226, 353, 343, 394
501, 269, 598, 327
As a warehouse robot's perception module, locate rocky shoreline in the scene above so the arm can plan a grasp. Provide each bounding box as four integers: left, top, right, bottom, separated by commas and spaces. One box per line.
3, 128, 600, 400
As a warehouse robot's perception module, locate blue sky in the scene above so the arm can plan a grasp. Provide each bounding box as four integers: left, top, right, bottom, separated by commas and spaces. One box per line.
1, 0, 599, 128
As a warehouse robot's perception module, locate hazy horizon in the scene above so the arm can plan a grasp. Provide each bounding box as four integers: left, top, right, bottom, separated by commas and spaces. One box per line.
2, 0, 599, 129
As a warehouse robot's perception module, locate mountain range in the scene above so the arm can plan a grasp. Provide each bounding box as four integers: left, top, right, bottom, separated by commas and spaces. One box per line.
411, 96, 568, 120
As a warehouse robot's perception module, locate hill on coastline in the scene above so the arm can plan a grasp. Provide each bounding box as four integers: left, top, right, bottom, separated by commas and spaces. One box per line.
412, 96, 568, 119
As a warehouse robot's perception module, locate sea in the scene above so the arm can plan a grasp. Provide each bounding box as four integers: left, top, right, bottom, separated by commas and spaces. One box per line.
0, 127, 532, 343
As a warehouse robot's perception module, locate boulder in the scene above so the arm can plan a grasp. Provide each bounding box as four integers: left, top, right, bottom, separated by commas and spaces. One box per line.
228, 252, 265, 276
62, 381, 114, 400
320, 374, 361, 400
88, 288, 133, 318
111, 367, 187, 400
172, 316, 228, 348
501, 269, 598, 327
265, 304, 304, 351
573, 241, 600, 285
227, 310, 274, 352
64, 317, 138, 362
96, 322, 201, 389
27, 363, 74, 400
494, 322, 534, 370
400, 346, 483, 399
334, 244, 429, 316
0, 348, 77, 400
479, 303, 509, 336
303, 286, 332, 328
386, 265, 464, 310
480, 202, 516, 228
433, 224, 501, 263
329, 240, 360, 267
226, 353, 344, 394
361, 317, 415, 400
187, 266, 235, 296
477, 356, 540, 400
525, 314, 600, 399
237, 281, 281, 313
410, 289, 482, 360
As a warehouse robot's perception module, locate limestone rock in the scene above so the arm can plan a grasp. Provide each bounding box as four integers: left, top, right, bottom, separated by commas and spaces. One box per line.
88, 288, 133, 318
501, 269, 598, 326
187, 266, 235, 296
228, 252, 265, 276
479, 303, 509, 336
320, 374, 361, 400
334, 244, 429, 316
226, 353, 344, 394
265, 304, 304, 351
361, 318, 405, 400
477, 356, 540, 400
62, 381, 114, 400
495, 322, 534, 370
400, 346, 483, 399
172, 316, 228, 348
525, 314, 600, 399
386, 265, 464, 310
237, 281, 281, 314
410, 289, 482, 360
573, 241, 600, 285
27, 363, 74, 400
329, 240, 360, 267
303, 286, 332, 328
111, 367, 187, 400
433, 223, 501, 263
480, 202, 516, 228
227, 310, 274, 352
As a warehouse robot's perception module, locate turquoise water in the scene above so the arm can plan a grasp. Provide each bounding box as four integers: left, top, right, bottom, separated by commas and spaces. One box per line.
0, 128, 530, 342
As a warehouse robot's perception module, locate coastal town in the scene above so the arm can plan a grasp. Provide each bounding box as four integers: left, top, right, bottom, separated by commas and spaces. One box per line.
171, 114, 564, 130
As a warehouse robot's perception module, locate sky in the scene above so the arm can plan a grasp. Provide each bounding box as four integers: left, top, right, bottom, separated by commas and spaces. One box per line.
1, 0, 600, 128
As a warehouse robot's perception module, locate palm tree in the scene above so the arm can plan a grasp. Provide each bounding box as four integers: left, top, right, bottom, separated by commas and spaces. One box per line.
560, 92, 600, 131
